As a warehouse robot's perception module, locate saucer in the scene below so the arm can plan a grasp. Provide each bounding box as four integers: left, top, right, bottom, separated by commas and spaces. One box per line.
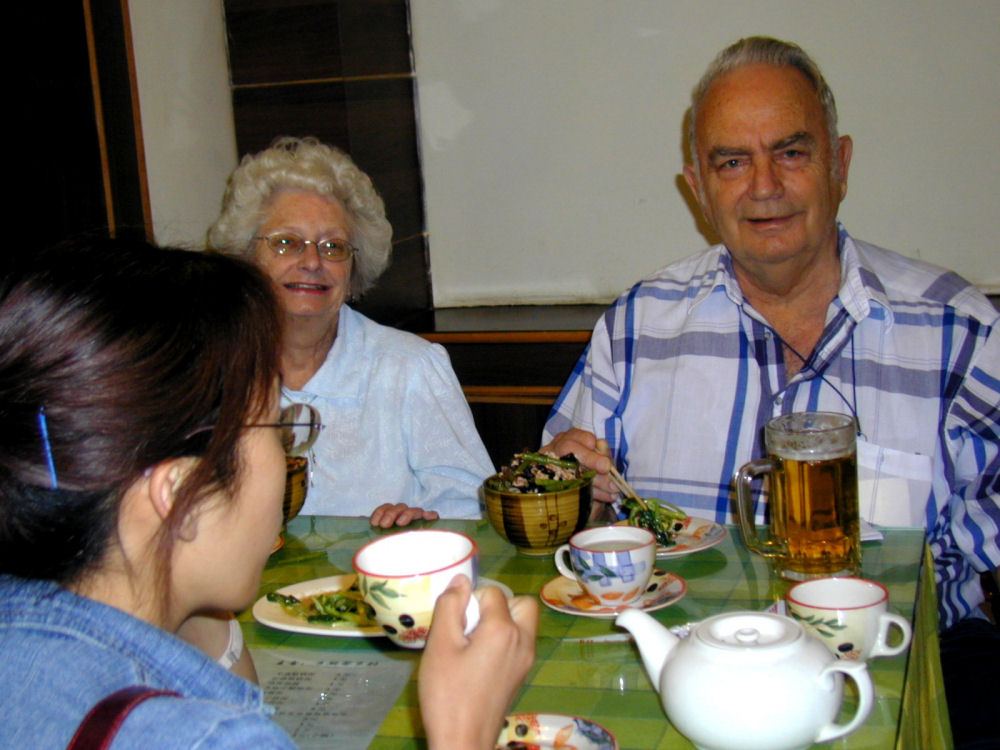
496, 712, 617, 749
479, 577, 514, 599
540, 568, 685, 618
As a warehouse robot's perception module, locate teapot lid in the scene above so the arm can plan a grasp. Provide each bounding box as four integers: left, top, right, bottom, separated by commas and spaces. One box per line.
695, 612, 802, 651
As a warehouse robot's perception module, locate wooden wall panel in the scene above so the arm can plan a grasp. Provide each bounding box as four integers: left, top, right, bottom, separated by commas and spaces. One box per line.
25, 0, 148, 242
225, 0, 411, 84
355, 234, 431, 319
223, 0, 427, 322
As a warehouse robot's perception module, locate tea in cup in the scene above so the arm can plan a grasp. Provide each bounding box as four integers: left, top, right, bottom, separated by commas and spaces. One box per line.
786, 577, 912, 660
554, 526, 656, 606
735, 411, 861, 580
353, 529, 479, 648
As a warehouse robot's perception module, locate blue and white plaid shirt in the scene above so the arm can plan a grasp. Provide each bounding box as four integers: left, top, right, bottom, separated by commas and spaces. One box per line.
544, 227, 1000, 630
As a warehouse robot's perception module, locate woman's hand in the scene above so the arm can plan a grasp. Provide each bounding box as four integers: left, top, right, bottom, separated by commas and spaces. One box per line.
541, 428, 617, 514
370, 503, 440, 528
419, 575, 538, 750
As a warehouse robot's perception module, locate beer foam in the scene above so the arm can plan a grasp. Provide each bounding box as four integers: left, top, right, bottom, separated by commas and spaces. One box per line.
773, 443, 855, 461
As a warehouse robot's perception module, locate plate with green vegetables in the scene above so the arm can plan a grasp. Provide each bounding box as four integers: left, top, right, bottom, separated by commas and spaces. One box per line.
253, 574, 384, 637
618, 496, 727, 559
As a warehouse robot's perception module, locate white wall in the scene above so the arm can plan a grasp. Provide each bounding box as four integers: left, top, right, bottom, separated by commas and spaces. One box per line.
411, 1, 1000, 306
127, 0, 236, 249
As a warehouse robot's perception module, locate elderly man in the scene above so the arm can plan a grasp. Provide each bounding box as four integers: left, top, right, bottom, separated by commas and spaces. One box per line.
543, 36, 999, 746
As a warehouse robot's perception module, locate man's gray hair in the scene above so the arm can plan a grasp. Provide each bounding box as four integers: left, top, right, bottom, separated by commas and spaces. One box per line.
688, 37, 840, 175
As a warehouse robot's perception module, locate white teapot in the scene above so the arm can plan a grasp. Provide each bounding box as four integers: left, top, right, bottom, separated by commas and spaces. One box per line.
616, 609, 874, 750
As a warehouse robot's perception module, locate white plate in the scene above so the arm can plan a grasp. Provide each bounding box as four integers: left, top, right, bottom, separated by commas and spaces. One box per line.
539, 568, 685, 619
252, 575, 514, 638
253, 574, 384, 637
496, 712, 618, 749
617, 515, 727, 558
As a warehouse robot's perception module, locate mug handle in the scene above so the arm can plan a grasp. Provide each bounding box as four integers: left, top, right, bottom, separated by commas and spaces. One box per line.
553, 544, 576, 580
869, 612, 912, 658
813, 659, 875, 744
462, 594, 480, 635
734, 458, 784, 559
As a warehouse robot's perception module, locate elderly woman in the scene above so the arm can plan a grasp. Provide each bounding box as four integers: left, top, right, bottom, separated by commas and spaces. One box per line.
209, 137, 494, 527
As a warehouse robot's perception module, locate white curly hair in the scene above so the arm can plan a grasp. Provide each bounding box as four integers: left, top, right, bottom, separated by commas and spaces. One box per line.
208, 136, 393, 296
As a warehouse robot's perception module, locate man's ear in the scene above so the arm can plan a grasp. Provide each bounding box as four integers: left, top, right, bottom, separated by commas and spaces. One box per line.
683, 163, 710, 220
836, 135, 853, 200
683, 163, 700, 201
146, 458, 201, 542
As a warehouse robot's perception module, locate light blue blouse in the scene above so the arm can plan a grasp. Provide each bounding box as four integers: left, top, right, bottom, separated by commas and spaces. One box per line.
283, 306, 493, 518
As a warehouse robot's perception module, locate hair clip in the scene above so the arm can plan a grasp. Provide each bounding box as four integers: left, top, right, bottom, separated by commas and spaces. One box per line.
37, 406, 59, 489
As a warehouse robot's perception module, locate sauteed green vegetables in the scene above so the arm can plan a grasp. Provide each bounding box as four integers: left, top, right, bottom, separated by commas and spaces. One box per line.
266, 582, 375, 626
622, 495, 687, 547
488, 451, 595, 493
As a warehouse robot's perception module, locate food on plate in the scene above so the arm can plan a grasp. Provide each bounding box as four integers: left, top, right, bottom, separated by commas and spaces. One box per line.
266, 580, 375, 626
622, 495, 687, 547
487, 451, 595, 494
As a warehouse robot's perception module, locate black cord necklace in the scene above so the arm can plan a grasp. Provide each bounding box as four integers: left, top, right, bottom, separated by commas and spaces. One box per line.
774, 327, 863, 438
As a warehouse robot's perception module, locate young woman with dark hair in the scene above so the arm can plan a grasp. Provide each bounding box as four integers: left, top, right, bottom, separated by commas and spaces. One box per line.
0, 238, 536, 749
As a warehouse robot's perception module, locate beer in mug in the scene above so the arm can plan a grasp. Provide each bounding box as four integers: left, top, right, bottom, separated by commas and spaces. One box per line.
735, 412, 860, 580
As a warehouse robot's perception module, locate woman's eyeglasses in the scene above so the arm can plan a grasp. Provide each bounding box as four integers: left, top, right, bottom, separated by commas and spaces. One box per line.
254, 233, 355, 263
185, 402, 323, 456
249, 402, 323, 456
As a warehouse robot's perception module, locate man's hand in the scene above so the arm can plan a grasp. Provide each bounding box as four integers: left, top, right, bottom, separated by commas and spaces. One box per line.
541, 428, 617, 515
369, 503, 439, 528
419, 576, 538, 749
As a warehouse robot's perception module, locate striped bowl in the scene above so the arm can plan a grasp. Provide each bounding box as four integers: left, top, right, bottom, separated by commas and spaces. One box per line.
483, 476, 593, 555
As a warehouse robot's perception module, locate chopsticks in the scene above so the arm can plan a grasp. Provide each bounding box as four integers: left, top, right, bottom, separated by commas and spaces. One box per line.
608, 466, 649, 512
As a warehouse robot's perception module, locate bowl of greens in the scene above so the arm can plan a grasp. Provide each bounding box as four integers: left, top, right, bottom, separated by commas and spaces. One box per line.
483, 451, 594, 556
283, 455, 309, 525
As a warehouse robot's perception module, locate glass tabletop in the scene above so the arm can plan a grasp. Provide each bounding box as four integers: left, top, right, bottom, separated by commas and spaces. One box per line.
241, 515, 944, 749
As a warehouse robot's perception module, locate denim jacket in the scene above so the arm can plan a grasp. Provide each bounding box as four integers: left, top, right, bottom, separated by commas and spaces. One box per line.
0, 575, 296, 749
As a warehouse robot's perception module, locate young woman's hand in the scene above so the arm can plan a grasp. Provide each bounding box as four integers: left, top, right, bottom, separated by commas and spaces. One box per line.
419, 575, 538, 749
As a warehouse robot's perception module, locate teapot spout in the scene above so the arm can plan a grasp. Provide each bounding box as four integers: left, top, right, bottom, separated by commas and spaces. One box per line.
615, 607, 680, 690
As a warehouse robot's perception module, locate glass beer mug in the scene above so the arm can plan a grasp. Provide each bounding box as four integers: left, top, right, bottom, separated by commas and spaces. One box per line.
735, 412, 861, 581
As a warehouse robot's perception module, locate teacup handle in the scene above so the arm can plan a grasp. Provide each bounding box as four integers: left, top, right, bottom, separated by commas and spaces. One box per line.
463, 594, 480, 635
554, 544, 576, 580
813, 659, 875, 744
870, 612, 912, 658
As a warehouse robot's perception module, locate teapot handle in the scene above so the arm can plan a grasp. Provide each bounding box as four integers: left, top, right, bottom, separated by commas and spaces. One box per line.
813, 659, 875, 744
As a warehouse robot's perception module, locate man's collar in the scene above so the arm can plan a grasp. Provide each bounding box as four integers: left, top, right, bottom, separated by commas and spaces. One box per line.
704, 225, 894, 326
679, 246, 741, 313
836, 225, 894, 326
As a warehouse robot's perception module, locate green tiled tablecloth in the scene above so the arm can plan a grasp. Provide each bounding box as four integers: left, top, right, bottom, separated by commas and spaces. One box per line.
241, 516, 948, 749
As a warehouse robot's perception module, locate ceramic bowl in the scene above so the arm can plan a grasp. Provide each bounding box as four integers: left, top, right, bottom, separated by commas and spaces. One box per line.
483, 475, 592, 555
283, 455, 308, 524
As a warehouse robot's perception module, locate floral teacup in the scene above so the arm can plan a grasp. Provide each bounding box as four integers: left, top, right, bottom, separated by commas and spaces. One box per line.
353, 529, 478, 648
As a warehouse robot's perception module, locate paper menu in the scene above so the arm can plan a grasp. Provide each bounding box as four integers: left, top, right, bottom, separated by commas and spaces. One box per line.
251, 647, 414, 750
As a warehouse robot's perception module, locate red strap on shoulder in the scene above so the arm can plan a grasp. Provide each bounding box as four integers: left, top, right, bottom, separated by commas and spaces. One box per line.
67, 686, 180, 750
